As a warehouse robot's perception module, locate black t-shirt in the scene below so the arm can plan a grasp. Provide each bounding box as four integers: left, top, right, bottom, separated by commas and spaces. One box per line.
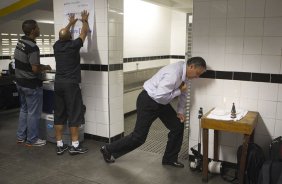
53, 38, 83, 83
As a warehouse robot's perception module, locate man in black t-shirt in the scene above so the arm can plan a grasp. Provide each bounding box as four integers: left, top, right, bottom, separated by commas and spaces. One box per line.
53, 10, 89, 155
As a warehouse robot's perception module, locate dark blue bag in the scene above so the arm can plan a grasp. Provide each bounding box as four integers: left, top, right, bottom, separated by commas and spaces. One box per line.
258, 136, 282, 184
258, 161, 282, 184
270, 136, 282, 161
237, 143, 265, 184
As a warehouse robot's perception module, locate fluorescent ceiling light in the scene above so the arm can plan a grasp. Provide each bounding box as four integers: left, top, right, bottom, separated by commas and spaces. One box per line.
36, 19, 54, 24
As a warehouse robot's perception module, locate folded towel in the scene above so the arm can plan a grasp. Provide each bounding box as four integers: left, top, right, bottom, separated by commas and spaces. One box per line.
207, 108, 248, 121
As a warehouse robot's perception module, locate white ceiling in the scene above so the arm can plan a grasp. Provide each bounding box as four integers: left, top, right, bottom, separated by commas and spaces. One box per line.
0, 0, 53, 24
0, 0, 192, 25
144, 0, 193, 13
19, 9, 54, 24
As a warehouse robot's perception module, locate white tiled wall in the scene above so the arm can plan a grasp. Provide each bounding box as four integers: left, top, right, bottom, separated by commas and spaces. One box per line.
0, 57, 56, 72
123, 0, 171, 58
124, 89, 142, 113
81, 70, 109, 135
193, 0, 282, 74
123, 0, 186, 58
192, 0, 282, 163
0, 59, 11, 70
108, 0, 123, 65
122, 0, 187, 113
108, 0, 124, 137
123, 59, 172, 72
41, 57, 56, 70
53, 0, 124, 138
170, 10, 186, 55
109, 70, 124, 137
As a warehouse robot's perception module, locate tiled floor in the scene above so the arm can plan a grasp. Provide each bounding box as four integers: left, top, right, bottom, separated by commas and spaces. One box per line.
0, 109, 229, 184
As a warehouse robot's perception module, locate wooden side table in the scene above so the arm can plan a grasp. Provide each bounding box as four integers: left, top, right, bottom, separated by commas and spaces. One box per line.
201, 108, 259, 184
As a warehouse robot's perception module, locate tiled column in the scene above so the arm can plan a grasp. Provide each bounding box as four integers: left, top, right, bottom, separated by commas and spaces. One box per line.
53, 0, 124, 142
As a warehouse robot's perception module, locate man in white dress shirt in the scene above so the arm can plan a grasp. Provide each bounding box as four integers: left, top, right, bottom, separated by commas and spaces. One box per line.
101, 57, 206, 168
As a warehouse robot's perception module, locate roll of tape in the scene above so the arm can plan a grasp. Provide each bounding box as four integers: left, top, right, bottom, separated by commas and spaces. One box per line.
190, 161, 197, 169
208, 161, 222, 174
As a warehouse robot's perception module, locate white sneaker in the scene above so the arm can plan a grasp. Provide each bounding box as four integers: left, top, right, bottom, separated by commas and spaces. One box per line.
25, 139, 46, 147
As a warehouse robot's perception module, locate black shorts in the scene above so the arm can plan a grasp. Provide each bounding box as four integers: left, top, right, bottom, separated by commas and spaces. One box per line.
54, 82, 85, 127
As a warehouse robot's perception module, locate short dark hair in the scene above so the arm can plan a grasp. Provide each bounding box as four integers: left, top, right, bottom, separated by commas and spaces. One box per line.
22, 20, 37, 36
187, 57, 206, 69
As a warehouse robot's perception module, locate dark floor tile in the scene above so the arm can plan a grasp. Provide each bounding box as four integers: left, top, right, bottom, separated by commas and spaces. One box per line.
0, 110, 229, 184
34, 172, 88, 184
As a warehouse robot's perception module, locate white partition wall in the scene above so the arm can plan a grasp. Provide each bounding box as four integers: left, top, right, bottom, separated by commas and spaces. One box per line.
122, 0, 187, 113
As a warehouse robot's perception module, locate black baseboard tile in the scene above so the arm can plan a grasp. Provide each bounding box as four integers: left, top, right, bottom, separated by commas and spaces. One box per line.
123, 55, 185, 63
80, 64, 90, 70
1, 56, 10, 59
81, 64, 123, 72
109, 64, 123, 71
233, 72, 251, 81
101, 65, 108, 71
89, 64, 101, 71
170, 55, 185, 59
84, 133, 124, 143
200, 70, 216, 79
40, 54, 54, 57
271, 74, 282, 83
124, 110, 137, 118
251, 73, 270, 82
216, 71, 233, 80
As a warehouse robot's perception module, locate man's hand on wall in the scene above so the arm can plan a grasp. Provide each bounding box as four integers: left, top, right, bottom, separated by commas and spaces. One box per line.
68, 13, 78, 26
81, 10, 89, 23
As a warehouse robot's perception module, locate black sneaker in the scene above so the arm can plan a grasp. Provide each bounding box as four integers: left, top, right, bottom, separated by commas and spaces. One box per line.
69, 145, 88, 155
56, 144, 68, 155
100, 145, 115, 163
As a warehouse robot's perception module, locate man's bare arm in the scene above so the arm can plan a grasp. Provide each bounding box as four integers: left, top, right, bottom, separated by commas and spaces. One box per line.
65, 13, 78, 30
79, 10, 90, 43
31, 64, 51, 74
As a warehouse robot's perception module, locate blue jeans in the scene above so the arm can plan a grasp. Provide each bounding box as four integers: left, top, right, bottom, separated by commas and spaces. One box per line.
16, 85, 43, 144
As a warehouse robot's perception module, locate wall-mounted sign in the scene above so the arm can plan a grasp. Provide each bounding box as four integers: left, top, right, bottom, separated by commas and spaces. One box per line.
64, 0, 94, 53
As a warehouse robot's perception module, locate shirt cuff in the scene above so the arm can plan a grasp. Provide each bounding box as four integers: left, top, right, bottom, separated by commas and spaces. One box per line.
177, 108, 184, 115
174, 89, 181, 97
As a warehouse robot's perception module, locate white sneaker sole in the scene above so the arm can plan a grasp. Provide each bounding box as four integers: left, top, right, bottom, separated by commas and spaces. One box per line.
25, 142, 46, 147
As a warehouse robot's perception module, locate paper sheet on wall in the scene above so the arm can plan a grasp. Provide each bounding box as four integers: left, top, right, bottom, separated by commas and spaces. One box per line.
64, 0, 94, 53
207, 108, 248, 121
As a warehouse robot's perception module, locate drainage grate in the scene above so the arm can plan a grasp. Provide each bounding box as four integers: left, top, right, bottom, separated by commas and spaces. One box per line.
124, 113, 189, 160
